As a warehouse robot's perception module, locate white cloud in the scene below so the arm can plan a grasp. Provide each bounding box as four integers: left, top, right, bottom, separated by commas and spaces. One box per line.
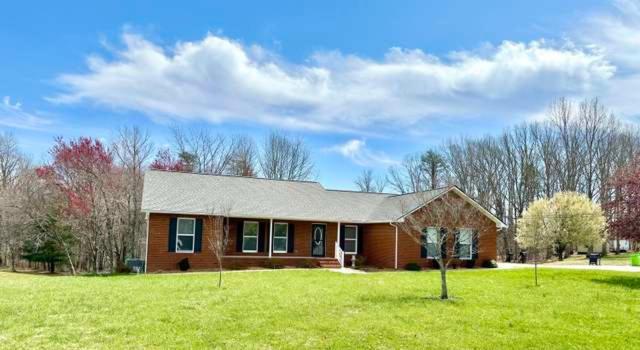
581, 0, 640, 70
0, 96, 53, 130
50, 31, 616, 134
578, 0, 640, 121
326, 139, 398, 167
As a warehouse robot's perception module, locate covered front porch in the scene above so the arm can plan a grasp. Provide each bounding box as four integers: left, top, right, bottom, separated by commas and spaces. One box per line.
220, 218, 364, 268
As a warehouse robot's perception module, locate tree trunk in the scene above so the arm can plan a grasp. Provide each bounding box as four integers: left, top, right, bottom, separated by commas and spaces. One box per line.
10, 253, 16, 272
534, 259, 538, 287
439, 263, 448, 300
557, 243, 566, 261
61, 241, 76, 276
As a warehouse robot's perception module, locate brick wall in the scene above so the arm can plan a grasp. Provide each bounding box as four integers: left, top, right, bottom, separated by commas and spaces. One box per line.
146, 194, 499, 272
146, 213, 342, 272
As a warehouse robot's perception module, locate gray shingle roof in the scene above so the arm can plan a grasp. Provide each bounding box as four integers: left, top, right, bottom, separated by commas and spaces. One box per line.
141, 170, 448, 223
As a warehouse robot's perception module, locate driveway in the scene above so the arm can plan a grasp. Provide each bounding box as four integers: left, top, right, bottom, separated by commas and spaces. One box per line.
498, 262, 640, 273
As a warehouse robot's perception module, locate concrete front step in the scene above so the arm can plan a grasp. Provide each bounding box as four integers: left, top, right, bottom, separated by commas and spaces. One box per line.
317, 258, 342, 268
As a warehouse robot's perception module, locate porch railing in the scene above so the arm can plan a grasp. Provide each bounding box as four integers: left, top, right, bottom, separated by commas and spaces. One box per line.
335, 242, 344, 268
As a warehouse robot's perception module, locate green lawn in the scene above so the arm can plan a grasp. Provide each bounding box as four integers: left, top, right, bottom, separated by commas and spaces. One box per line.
551, 252, 635, 266
1, 268, 639, 349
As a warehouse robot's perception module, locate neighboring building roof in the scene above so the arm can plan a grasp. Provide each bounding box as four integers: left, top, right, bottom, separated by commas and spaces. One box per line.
141, 170, 505, 227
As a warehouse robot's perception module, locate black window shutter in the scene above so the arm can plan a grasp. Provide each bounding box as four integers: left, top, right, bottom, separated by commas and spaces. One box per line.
236, 221, 243, 252
472, 229, 479, 259
194, 218, 203, 252
339, 224, 346, 250
440, 228, 447, 259
357, 225, 363, 254
287, 224, 295, 253
258, 221, 266, 252
454, 229, 460, 258
420, 229, 427, 258
168, 217, 177, 252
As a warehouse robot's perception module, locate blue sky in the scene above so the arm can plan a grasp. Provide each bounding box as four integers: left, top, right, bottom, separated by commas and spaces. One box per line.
1, 0, 639, 189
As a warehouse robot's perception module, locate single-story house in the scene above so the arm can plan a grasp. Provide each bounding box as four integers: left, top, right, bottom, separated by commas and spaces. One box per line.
141, 170, 505, 272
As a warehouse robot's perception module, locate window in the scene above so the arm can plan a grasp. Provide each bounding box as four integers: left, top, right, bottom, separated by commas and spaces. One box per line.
176, 218, 195, 253
344, 225, 358, 254
242, 221, 259, 253
273, 222, 288, 253
458, 228, 473, 260
424, 227, 439, 259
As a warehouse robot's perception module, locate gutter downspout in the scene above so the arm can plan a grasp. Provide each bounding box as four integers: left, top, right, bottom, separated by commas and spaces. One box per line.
268, 218, 273, 258
144, 212, 150, 273
389, 222, 398, 270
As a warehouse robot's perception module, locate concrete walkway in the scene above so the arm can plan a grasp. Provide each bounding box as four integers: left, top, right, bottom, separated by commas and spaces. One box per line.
328, 267, 366, 274
499, 262, 640, 273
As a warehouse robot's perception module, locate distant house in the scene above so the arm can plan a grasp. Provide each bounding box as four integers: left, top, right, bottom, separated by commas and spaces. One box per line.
141, 170, 505, 272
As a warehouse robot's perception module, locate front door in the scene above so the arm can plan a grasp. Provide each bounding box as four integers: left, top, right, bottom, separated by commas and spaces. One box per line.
311, 224, 326, 257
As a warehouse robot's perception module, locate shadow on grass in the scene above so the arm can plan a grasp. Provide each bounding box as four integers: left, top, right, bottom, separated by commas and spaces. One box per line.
591, 276, 640, 290
359, 294, 461, 305
0, 269, 64, 277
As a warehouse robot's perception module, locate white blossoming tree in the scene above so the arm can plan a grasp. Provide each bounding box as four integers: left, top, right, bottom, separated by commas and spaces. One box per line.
517, 192, 606, 285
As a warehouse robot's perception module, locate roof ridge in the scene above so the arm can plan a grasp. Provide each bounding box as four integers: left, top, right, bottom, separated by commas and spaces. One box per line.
147, 169, 322, 185
387, 185, 452, 198
325, 189, 395, 195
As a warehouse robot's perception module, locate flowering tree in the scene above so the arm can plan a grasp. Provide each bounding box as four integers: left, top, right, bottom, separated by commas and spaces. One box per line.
604, 158, 640, 251
518, 192, 606, 285
37, 137, 124, 273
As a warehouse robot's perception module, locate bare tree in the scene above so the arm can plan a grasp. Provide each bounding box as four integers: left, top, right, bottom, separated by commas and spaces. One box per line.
578, 98, 612, 200
531, 122, 560, 198
397, 189, 492, 299
228, 135, 257, 177
259, 131, 313, 180
0, 133, 27, 270
112, 126, 153, 264
0, 132, 24, 190
550, 98, 583, 192
442, 138, 475, 192
172, 127, 234, 174
386, 154, 426, 194
354, 169, 386, 192
206, 203, 233, 288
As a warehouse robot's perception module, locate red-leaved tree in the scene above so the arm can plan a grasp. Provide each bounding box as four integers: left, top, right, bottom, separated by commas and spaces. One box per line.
37, 137, 125, 273
150, 149, 185, 171
604, 157, 640, 251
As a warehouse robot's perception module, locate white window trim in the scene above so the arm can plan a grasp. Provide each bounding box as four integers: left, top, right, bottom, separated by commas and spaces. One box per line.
176, 217, 196, 253
242, 221, 259, 253
424, 227, 439, 260
344, 225, 358, 255
458, 228, 474, 260
272, 222, 288, 254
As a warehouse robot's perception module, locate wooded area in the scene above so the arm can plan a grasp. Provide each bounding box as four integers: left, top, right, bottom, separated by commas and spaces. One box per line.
370, 98, 640, 258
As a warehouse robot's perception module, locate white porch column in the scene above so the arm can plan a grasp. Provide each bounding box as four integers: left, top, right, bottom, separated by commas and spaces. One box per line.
394, 225, 398, 270
337, 221, 341, 246
268, 218, 273, 258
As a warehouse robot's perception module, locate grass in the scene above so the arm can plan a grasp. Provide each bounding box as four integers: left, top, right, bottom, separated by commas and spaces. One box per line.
550, 252, 636, 266
1, 268, 639, 349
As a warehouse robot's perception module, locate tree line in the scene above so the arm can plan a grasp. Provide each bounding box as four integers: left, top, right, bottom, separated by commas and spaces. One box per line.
356, 98, 640, 258
0, 129, 314, 273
